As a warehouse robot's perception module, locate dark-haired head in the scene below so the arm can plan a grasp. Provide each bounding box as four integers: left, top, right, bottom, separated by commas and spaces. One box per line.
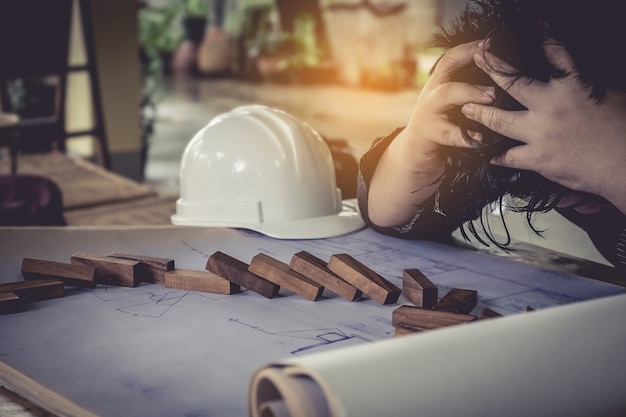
429, 0, 625, 246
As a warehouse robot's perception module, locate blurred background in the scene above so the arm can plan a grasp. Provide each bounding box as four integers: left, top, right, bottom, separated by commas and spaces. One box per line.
0, 0, 465, 182
136, 0, 466, 194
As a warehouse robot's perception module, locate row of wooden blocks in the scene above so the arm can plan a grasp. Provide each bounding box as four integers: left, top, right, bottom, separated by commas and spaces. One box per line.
169, 250, 401, 304
0, 252, 176, 314
392, 268, 503, 335
0, 250, 405, 314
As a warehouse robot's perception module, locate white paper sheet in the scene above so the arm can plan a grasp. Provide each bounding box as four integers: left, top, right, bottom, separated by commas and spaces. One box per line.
0, 226, 624, 417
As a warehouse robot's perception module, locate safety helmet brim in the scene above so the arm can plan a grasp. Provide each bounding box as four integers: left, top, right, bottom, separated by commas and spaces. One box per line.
171, 199, 365, 239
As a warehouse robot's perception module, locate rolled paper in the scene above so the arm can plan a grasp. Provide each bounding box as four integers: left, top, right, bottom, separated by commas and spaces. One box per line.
249, 293, 626, 417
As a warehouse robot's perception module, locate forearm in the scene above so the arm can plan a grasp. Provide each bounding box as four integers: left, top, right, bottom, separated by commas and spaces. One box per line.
367, 129, 443, 227
357, 128, 467, 242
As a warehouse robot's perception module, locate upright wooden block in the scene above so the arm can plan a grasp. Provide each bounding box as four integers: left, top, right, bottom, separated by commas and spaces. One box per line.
21, 258, 96, 288
402, 268, 437, 308
248, 253, 324, 301
290, 251, 362, 302
0, 292, 21, 314
206, 251, 279, 299
108, 252, 174, 284
433, 288, 477, 314
164, 269, 240, 295
71, 252, 140, 287
0, 279, 64, 303
392, 305, 476, 333
327, 254, 400, 305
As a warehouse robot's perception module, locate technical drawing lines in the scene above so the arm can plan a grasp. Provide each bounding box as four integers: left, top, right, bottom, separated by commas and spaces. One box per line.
229, 318, 372, 356
92, 287, 229, 318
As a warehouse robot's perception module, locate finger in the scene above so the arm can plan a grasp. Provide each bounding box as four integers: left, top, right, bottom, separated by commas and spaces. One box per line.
438, 121, 475, 149
473, 50, 539, 104
430, 82, 495, 113
461, 103, 528, 141
543, 42, 576, 75
430, 40, 483, 84
490, 145, 529, 170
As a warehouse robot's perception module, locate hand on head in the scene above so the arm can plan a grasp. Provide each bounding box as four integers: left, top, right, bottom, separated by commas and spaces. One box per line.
367, 40, 496, 227
400, 40, 495, 174
461, 42, 626, 213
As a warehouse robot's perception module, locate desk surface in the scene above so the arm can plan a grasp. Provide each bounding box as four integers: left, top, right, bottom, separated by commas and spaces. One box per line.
1, 152, 624, 416
1, 226, 624, 417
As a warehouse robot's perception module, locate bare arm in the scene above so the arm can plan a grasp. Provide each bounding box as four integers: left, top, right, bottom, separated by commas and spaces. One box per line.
367, 41, 495, 227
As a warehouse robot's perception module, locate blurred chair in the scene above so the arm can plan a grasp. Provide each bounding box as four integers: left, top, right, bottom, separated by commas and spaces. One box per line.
0, 0, 73, 155
0, 0, 77, 226
0, 0, 110, 168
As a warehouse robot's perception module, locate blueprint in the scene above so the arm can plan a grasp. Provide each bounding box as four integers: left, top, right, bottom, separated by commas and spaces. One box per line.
0, 226, 624, 417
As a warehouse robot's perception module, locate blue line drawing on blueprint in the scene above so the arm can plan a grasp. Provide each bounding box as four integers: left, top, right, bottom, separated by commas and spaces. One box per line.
91, 286, 233, 318
230, 318, 372, 356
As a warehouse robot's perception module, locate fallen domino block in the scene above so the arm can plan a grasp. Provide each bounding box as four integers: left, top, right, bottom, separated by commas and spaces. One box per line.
392, 304, 476, 335
71, 252, 140, 287
290, 251, 361, 302
327, 253, 400, 305
0, 279, 64, 303
479, 307, 504, 320
402, 268, 437, 308
0, 292, 21, 315
249, 253, 324, 301
164, 269, 240, 295
107, 252, 174, 285
433, 288, 477, 314
21, 258, 96, 288
206, 251, 279, 299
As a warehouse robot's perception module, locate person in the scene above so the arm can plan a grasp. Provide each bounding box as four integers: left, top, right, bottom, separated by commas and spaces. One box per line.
357, 0, 626, 271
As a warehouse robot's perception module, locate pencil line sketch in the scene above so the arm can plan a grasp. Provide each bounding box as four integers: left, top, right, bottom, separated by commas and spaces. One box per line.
179, 240, 212, 258
230, 318, 372, 356
92, 287, 230, 318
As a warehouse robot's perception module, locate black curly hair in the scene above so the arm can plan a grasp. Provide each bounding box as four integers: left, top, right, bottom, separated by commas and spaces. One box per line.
428, 0, 625, 246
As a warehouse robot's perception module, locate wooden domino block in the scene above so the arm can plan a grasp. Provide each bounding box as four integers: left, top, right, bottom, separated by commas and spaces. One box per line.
0, 292, 21, 314
0, 279, 64, 303
479, 307, 503, 320
327, 253, 400, 305
433, 288, 477, 314
248, 253, 324, 301
402, 268, 437, 308
164, 269, 240, 295
108, 252, 174, 284
205, 251, 279, 299
392, 305, 476, 333
393, 324, 418, 337
71, 252, 140, 287
21, 258, 96, 288
289, 251, 361, 302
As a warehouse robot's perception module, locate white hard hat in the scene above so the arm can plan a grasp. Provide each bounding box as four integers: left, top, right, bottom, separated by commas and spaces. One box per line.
171, 104, 365, 239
